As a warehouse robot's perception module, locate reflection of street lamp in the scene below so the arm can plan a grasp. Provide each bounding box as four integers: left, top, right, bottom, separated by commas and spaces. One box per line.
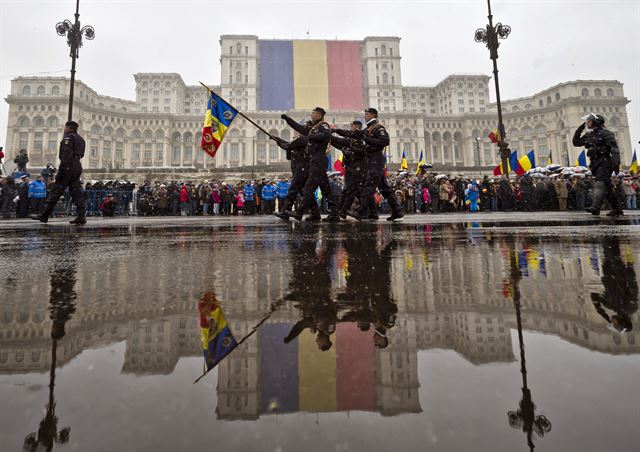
474, 0, 511, 178
506, 250, 552, 451
55, 0, 95, 122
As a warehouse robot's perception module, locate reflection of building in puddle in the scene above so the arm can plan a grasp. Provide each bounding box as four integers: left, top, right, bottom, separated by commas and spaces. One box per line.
1, 232, 639, 419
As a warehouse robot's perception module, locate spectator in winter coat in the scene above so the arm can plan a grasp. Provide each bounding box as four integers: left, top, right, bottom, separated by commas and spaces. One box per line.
28, 175, 48, 214
179, 185, 189, 216
210, 185, 221, 215
276, 178, 290, 212
243, 183, 255, 215
261, 181, 276, 214
17, 176, 30, 218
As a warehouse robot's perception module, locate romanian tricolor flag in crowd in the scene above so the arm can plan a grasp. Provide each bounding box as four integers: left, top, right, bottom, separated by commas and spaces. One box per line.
492, 150, 518, 176
547, 153, 553, 165
416, 150, 427, 175
514, 151, 536, 177
198, 292, 238, 371
400, 150, 409, 170
630, 149, 638, 174
201, 92, 239, 158
488, 128, 501, 144
575, 150, 587, 167
383, 150, 388, 176
333, 152, 345, 175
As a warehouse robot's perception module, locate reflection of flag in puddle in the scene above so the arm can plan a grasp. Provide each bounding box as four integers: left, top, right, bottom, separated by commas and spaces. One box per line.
406, 254, 414, 272
259, 323, 375, 414
198, 292, 238, 371
623, 245, 634, 265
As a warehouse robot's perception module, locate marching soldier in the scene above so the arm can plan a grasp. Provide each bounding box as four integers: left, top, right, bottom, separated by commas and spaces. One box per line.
281, 107, 341, 222
573, 113, 622, 216
31, 121, 86, 224
331, 120, 377, 219
273, 121, 322, 221
347, 108, 403, 222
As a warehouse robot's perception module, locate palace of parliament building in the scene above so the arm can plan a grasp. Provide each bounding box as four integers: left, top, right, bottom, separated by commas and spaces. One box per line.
3, 35, 633, 175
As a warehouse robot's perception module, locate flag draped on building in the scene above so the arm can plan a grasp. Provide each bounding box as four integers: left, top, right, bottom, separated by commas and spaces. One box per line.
630, 149, 638, 174
400, 150, 409, 170
575, 150, 587, 167
201, 92, 239, 158
198, 292, 238, 371
416, 150, 426, 175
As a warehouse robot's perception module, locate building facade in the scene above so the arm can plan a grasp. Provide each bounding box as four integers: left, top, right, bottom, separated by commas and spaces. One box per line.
3, 35, 633, 174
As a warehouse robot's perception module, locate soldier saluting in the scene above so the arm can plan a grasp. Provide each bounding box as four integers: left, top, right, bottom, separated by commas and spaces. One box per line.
347, 108, 403, 222
281, 107, 340, 222
31, 120, 87, 224
572, 113, 622, 216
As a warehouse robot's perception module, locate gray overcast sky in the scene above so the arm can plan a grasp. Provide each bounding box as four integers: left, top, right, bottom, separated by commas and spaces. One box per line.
1, 0, 638, 157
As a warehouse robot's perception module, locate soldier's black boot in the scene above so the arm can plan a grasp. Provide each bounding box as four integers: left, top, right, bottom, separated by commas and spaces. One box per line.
285, 210, 303, 222
70, 207, 86, 225
585, 206, 600, 216
29, 214, 48, 223
386, 210, 404, 222
274, 211, 290, 221
606, 209, 623, 217
346, 210, 363, 222
304, 214, 321, 222
322, 215, 341, 223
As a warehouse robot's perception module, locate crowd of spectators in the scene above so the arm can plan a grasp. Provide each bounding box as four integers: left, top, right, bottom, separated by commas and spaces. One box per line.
1, 167, 637, 220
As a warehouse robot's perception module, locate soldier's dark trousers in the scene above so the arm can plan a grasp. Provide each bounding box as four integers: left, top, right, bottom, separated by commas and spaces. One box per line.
357, 151, 400, 217
299, 153, 339, 217
340, 159, 368, 214
591, 159, 621, 211
42, 162, 85, 219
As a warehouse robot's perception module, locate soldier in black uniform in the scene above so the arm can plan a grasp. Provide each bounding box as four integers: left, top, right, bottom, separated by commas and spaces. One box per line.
273, 122, 322, 222
14, 148, 29, 173
590, 236, 638, 332
347, 108, 403, 222
281, 107, 340, 222
31, 121, 86, 224
572, 113, 622, 216
331, 120, 377, 219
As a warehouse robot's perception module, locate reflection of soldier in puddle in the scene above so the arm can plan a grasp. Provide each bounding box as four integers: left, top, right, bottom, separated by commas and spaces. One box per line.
590, 236, 638, 332
338, 225, 398, 349
24, 240, 77, 451
284, 238, 337, 351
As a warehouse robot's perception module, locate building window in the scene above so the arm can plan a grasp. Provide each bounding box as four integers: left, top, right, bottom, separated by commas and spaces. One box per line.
607, 88, 614, 97
257, 143, 266, 161
103, 140, 111, 158
90, 139, 98, 157
581, 88, 589, 97
184, 146, 193, 161
231, 143, 239, 160
132, 143, 140, 160
155, 143, 163, 160
144, 143, 152, 160
36, 86, 45, 96
51, 85, 60, 96
115, 142, 123, 160
173, 146, 181, 161
19, 132, 28, 149
22, 85, 31, 96
48, 132, 58, 151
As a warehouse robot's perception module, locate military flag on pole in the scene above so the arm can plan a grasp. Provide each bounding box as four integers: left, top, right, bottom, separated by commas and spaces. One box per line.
201, 92, 239, 158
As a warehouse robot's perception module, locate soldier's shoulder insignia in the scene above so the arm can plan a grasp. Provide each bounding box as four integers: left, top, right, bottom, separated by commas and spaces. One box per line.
320, 122, 330, 130
378, 129, 387, 136
63, 137, 71, 144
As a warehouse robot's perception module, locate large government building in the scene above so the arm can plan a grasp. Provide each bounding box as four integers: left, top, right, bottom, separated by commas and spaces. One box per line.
2, 35, 633, 176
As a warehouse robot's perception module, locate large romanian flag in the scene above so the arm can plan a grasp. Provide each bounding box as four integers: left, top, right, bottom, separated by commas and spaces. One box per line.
201, 92, 238, 158
198, 292, 238, 371
493, 150, 518, 176
514, 150, 536, 177
630, 149, 638, 174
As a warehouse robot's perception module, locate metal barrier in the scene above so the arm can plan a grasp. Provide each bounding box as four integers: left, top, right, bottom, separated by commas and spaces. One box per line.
49, 189, 134, 217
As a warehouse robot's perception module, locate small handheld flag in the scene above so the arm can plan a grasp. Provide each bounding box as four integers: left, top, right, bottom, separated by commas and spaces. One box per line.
630, 149, 638, 174
333, 152, 345, 175
400, 150, 409, 170
575, 150, 587, 167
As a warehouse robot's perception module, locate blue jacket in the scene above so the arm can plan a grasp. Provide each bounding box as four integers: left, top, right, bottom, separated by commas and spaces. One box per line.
261, 184, 276, 201
276, 180, 290, 198
243, 184, 255, 201
28, 180, 47, 199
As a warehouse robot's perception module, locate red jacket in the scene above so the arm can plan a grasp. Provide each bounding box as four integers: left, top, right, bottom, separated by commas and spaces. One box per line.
179, 186, 189, 203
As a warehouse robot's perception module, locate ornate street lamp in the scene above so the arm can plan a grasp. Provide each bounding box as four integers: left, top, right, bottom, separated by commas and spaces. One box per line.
56, 0, 95, 122
474, 0, 511, 178
506, 249, 552, 451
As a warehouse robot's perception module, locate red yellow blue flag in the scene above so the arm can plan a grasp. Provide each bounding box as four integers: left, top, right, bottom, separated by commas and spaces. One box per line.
198, 292, 238, 371
201, 92, 238, 159
400, 150, 409, 170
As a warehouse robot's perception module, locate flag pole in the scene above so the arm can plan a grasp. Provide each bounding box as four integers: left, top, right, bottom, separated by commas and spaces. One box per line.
199, 82, 277, 140
193, 300, 282, 384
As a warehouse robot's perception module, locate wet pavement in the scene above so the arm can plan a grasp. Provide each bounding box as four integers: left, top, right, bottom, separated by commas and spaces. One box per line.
1, 214, 639, 452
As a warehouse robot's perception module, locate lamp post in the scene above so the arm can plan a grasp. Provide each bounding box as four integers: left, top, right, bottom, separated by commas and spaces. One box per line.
475, 0, 511, 178
506, 249, 552, 451
475, 137, 481, 169
56, 0, 95, 122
